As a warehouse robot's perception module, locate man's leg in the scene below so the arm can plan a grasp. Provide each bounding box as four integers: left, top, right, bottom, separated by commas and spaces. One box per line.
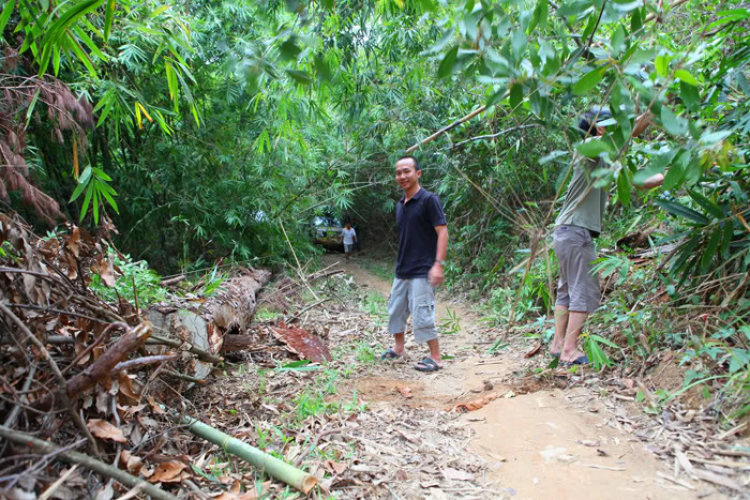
559, 226, 599, 363
551, 226, 570, 356
426, 338, 441, 366
560, 311, 587, 362
393, 332, 406, 356
411, 279, 441, 369
551, 306, 568, 355
384, 278, 409, 358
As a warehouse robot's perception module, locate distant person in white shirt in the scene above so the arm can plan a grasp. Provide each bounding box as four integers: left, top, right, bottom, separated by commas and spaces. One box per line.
341, 222, 357, 261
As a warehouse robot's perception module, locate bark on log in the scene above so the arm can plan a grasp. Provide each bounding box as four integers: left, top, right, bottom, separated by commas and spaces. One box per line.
221, 334, 259, 352
145, 268, 271, 380
33, 323, 152, 411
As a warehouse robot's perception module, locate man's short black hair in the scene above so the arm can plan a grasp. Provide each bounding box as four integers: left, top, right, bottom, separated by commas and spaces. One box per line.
578, 106, 612, 139
396, 155, 420, 171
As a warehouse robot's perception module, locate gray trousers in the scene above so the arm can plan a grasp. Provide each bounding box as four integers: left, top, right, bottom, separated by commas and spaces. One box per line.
387, 277, 438, 343
553, 225, 600, 313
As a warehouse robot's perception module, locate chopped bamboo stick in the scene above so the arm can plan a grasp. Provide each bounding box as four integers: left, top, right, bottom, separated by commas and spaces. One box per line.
179, 414, 317, 494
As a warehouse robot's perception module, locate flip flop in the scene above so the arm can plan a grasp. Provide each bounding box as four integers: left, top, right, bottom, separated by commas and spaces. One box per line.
563, 355, 589, 366
380, 348, 402, 360
414, 357, 441, 372
551, 352, 560, 359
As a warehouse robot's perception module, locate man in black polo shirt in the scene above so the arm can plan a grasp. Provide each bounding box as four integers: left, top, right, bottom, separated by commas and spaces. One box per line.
380, 156, 449, 372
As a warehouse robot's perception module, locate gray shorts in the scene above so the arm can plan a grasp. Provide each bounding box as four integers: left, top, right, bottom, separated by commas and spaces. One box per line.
387, 277, 438, 343
344, 244, 354, 254
554, 225, 600, 313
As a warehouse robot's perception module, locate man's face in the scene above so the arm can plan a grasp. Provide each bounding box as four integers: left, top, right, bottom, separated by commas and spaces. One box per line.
395, 159, 421, 191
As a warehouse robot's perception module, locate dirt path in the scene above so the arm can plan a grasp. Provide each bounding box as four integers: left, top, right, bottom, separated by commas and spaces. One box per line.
324, 255, 720, 499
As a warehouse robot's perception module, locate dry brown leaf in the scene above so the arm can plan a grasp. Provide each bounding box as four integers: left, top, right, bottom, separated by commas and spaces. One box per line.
446, 391, 502, 412
149, 461, 186, 483
67, 227, 80, 258
324, 460, 347, 475
87, 419, 127, 443
118, 373, 139, 403
395, 384, 413, 399
91, 255, 116, 287
119, 450, 142, 474
147, 395, 165, 414
395, 470, 408, 481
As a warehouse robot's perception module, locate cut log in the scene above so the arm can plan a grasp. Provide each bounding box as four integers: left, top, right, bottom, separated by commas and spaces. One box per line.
221, 334, 259, 352
145, 268, 271, 380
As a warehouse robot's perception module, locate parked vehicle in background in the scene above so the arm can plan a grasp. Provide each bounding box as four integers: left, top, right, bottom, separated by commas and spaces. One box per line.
312, 216, 344, 251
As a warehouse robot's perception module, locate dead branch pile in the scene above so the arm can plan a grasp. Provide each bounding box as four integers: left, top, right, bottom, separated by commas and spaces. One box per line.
0, 212, 302, 499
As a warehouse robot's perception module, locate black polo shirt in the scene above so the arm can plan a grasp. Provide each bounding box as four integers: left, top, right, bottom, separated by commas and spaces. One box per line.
395, 188, 447, 279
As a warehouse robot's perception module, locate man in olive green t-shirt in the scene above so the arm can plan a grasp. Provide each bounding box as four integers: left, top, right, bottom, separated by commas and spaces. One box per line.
551, 108, 664, 365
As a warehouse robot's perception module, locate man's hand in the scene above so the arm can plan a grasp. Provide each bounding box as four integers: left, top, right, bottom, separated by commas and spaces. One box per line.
428, 263, 444, 286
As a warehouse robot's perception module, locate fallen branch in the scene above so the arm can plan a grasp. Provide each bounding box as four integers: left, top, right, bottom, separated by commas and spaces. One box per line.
179, 413, 317, 494
160, 275, 186, 287
33, 323, 153, 412
0, 302, 100, 456
147, 334, 223, 364
163, 370, 206, 385
61, 322, 129, 376
286, 298, 332, 323
0, 426, 179, 500
2, 364, 37, 428
113, 354, 177, 373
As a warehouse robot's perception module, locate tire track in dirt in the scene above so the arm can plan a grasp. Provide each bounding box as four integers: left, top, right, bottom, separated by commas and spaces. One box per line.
325, 255, 716, 500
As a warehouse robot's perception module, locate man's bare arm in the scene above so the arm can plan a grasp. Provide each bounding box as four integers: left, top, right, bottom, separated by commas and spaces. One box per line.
435, 225, 448, 262
428, 225, 449, 286
635, 172, 665, 190
631, 111, 652, 139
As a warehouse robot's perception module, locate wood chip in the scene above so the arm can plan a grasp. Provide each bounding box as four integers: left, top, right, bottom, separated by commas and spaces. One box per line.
578, 464, 626, 471
656, 471, 695, 490
692, 469, 744, 492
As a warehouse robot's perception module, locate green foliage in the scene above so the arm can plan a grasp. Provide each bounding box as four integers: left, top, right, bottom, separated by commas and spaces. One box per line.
89, 248, 167, 305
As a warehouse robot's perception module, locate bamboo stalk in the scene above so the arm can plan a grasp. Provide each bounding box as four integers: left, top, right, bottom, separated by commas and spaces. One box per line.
0, 426, 178, 500
179, 414, 317, 494
405, 105, 486, 154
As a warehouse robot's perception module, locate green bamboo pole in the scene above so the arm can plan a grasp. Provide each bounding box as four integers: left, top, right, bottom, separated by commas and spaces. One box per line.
179, 414, 318, 494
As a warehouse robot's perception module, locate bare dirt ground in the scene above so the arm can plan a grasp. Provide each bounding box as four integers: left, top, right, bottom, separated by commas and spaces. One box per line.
322, 254, 731, 500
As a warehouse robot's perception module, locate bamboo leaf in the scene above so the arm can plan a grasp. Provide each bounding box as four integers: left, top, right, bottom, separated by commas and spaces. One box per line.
701, 228, 721, 272
660, 106, 687, 136
576, 138, 614, 157
79, 183, 95, 221
655, 199, 710, 225
72, 24, 106, 61
437, 46, 458, 79
0, 0, 16, 35
104, 0, 114, 41
674, 69, 699, 86
617, 168, 631, 207
573, 66, 606, 95
687, 190, 724, 220
135, 102, 153, 123
25, 89, 41, 127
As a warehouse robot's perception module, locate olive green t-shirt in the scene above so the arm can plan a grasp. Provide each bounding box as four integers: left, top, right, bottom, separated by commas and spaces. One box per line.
554, 156, 607, 234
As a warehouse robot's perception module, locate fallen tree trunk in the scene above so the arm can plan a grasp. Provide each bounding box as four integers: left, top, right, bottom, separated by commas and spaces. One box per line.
146, 268, 271, 380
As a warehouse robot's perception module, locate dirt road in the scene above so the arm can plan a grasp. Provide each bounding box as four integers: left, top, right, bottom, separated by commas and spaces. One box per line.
324, 255, 722, 500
